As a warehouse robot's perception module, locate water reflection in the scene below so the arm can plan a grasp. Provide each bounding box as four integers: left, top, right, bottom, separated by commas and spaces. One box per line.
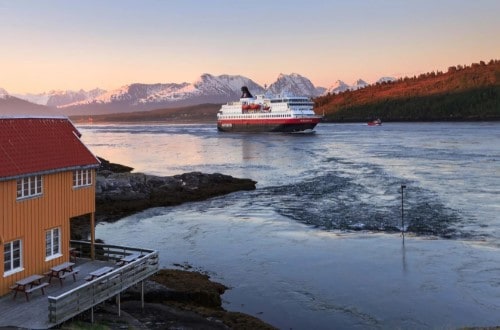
87, 122, 500, 329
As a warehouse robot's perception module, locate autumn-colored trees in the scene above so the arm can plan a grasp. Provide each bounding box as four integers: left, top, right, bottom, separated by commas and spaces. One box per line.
316, 59, 500, 122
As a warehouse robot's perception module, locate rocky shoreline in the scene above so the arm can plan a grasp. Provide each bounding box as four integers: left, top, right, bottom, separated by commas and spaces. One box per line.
94, 157, 257, 222
62, 268, 276, 329
65, 159, 270, 329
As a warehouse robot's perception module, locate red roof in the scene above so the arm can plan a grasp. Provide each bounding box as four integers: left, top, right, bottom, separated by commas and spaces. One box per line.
0, 117, 99, 179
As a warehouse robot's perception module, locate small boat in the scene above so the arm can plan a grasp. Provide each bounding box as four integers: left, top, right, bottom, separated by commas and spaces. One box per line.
367, 118, 382, 126
217, 86, 322, 133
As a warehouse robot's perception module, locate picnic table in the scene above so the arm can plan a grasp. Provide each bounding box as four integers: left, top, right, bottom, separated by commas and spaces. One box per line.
10, 274, 49, 301
46, 261, 79, 286
84, 266, 114, 282
117, 253, 142, 266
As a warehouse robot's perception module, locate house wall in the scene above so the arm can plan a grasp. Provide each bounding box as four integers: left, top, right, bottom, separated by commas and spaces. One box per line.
0, 170, 95, 295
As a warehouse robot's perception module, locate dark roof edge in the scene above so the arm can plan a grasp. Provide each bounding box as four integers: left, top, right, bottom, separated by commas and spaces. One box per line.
0, 115, 69, 119
0, 164, 99, 182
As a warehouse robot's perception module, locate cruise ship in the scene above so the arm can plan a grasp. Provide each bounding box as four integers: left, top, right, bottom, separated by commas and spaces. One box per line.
217, 87, 322, 133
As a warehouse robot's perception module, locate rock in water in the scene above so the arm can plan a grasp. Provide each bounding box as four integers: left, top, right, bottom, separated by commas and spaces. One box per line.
95, 170, 256, 222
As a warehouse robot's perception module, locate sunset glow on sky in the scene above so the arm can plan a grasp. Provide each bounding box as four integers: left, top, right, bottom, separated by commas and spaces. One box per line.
1, 0, 499, 94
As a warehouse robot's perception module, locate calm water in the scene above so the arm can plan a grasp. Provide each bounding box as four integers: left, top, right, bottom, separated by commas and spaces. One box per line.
80, 122, 500, 329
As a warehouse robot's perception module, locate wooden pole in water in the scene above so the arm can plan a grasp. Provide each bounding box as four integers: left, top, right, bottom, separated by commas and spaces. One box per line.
401, 184, 406, 241
117, 293, 121, 317
141, 281, 145, 310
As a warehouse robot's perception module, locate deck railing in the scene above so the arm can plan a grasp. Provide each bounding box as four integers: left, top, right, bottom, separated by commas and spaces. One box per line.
48, 240, 159, 324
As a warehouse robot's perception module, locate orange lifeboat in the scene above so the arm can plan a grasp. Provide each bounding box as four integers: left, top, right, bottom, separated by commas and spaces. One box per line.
242, 104, 251, 110
250, 104, 261, 110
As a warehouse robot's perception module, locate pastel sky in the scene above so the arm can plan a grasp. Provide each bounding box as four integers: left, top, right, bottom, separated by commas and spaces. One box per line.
1, 0, 499, 94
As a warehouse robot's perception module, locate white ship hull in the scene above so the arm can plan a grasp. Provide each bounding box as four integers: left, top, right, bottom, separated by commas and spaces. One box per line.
217, 87, 321, 133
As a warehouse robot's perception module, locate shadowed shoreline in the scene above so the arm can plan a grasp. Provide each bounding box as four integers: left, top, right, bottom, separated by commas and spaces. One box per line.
63, 159, 272, 329
95, 157, 256, 223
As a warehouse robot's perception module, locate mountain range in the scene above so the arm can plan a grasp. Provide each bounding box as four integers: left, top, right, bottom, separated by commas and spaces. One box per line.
2, 73, 390, 115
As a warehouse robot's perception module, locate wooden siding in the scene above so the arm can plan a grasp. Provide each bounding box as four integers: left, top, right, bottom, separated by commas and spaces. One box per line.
0, 170, 95, 295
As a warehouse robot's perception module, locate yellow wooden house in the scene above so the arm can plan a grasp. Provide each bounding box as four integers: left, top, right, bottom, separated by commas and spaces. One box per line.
0, 116, 100, 296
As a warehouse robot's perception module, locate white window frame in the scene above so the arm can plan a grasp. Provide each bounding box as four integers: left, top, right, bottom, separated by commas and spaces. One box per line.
3, 239, 23, 276
16, 175, 43, 200
73, 169, 92, 188
45, 227, 61, 261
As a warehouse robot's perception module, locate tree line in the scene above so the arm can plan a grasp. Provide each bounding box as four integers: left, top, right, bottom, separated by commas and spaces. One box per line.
315, 59, 500, 122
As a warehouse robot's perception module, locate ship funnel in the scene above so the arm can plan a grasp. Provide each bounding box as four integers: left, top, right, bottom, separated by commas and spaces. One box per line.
241, 86, 253, 98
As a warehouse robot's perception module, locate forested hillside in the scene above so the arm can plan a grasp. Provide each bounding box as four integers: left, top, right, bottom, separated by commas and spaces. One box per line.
315, 59, 500, 122
70, 103, 220, 123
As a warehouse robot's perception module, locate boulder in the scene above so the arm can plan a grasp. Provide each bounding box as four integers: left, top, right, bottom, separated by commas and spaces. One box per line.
95, 161, 256, 222
97, 157, 134, 173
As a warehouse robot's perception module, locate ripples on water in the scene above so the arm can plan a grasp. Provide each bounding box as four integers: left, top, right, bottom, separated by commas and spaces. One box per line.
81, 122, 500, 329
80, 122, 499, 243
265, 167, 462, 237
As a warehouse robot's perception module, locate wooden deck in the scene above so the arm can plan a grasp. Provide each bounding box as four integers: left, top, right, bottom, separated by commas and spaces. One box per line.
0, 259, 115, 329
0, 242, 159, 329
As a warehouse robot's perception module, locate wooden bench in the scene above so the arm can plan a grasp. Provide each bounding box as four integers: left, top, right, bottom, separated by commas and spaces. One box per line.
58, 267, 80, 281
25, 282, 49, 294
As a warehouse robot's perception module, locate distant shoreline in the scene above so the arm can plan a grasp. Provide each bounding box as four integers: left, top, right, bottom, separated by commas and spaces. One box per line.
71, 118, 500, 125
72, 118, 215, 125
322, 118, 500, 123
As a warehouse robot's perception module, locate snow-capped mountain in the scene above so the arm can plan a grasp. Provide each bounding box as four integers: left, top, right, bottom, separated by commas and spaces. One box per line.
55, 74, 267, 115
0, 93, 60, 116
351, 79, 368, 90
193, 74, 265, 97
267, 73, 323, 97
48, 89, 106, 107
13, 89, 106, 108
325, 79, 372, 94
326, 80, 350, 94
78, 83, 194, 105
5, 73, 391, 115
0, 88, 9, 99
377, 77, 396, 84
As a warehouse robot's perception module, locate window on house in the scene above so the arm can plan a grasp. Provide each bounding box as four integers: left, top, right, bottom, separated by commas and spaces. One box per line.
73, 169, 92, 188
4, 239, 22, 274
45, 228, 61, 259
16, 175, 43, 199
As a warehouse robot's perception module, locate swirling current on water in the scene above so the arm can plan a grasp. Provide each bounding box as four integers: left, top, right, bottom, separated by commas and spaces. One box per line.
80, 122, 500, 329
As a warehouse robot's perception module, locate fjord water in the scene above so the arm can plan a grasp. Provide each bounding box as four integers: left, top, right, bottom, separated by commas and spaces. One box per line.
80, 122, 500, 329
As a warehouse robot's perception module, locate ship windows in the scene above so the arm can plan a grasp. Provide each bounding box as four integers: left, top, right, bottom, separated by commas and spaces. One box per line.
4, 239, 23, 275
16, 175, 43, 200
